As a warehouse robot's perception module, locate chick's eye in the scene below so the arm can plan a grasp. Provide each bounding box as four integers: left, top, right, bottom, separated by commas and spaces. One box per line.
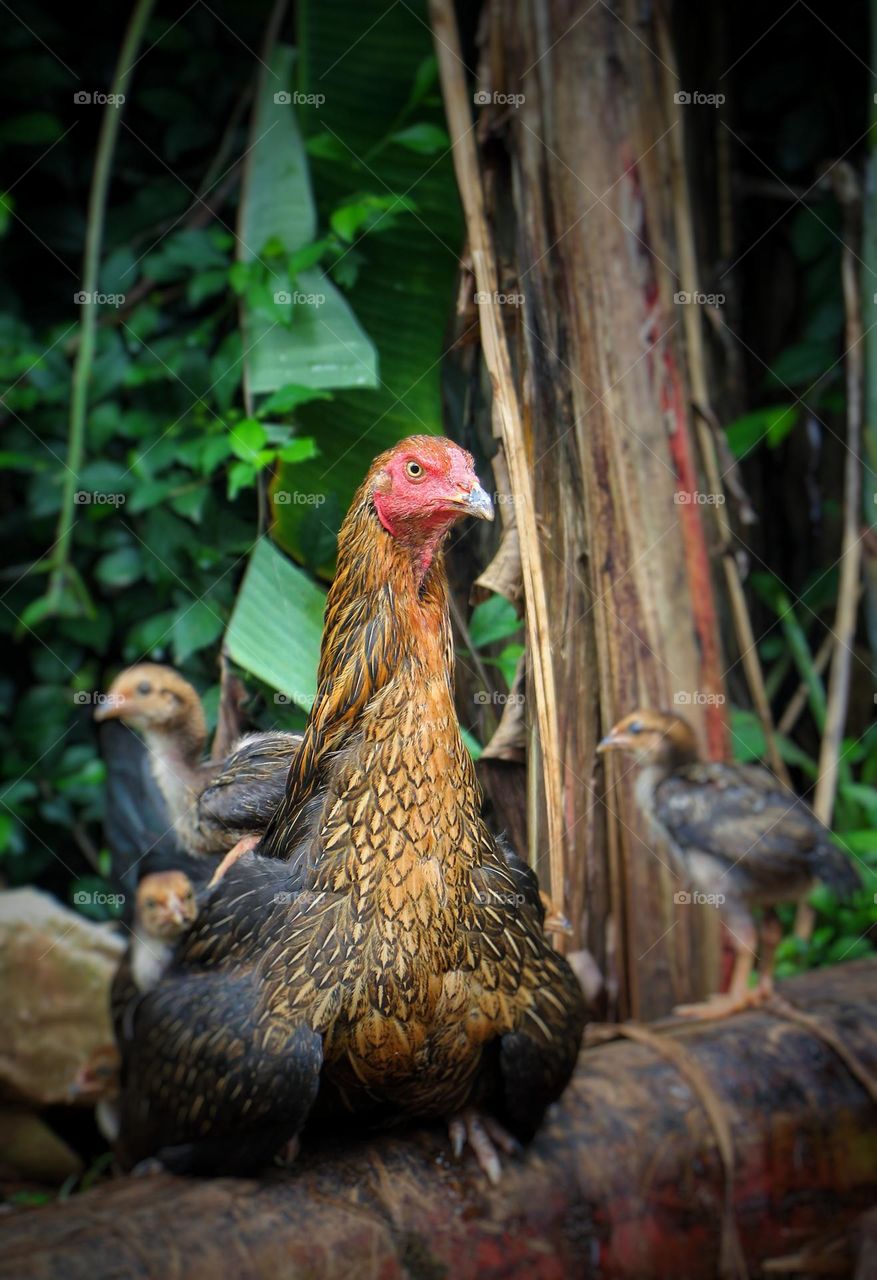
405, 460, 424, 479
136, 681, 151, 695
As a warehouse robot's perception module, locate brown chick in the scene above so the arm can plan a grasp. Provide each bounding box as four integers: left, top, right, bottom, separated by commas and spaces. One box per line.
73, 871, 199, 1143
598, 709, 861, 1020
94, 664, 301, 857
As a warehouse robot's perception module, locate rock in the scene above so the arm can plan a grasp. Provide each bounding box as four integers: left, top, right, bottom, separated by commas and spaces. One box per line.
0, 889, 124, 1107
0, 1108, 83, 1183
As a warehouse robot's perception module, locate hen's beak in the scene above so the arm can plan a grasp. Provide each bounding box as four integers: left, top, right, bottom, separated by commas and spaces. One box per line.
596, 732, 623, 754
455, 480, 494, 521
94, 695, 125, 723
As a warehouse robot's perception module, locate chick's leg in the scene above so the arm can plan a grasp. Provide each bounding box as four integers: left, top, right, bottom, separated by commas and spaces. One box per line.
448, 1108, 521, 1186
674, 914, 765, 1021
757, 909, 783, 997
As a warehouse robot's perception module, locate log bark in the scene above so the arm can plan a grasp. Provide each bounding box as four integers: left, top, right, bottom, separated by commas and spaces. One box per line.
2, 961, 876, 1280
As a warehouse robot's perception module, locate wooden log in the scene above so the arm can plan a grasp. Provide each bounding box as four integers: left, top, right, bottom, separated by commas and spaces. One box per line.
2, 961, 875, 1280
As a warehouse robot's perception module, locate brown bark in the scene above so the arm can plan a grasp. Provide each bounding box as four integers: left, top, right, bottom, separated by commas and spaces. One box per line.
2, 962, 876, 1280
438, 0, 744, 1018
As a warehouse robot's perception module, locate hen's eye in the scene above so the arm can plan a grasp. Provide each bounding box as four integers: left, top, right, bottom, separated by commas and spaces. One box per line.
136, 680, 151, 695
405, 460, 424, 479
628, 720, 642, 735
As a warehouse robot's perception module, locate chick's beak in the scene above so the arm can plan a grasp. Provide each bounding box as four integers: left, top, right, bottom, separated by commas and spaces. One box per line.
456, 480, 494, 521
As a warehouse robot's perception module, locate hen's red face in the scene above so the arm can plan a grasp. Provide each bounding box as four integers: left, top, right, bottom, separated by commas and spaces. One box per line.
372, 436, 494, 550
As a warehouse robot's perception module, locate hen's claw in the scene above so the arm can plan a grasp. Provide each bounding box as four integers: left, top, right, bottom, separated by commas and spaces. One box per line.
448, 1109, 520, 1185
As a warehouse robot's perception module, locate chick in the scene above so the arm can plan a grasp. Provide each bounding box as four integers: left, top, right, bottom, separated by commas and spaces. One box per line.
130, 869, 199, 990
72, 870, 199, 1142
598, 709, 861, 1019
94, 663, 301, 857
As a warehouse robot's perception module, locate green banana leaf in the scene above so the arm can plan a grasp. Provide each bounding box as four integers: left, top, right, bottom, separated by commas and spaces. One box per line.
239, 44, 378, 394
270, 0, 463, 572
225, 537, 325, 708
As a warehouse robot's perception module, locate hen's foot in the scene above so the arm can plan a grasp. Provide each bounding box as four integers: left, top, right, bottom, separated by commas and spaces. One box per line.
130, 1157, 166, 1177
448, 1109, 520, 1186
208, 833, 260, 888
674, 979, 773, 1022
274, 1135, 300, 1168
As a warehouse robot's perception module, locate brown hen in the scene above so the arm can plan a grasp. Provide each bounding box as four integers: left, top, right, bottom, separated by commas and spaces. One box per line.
117, 436, 586, 1179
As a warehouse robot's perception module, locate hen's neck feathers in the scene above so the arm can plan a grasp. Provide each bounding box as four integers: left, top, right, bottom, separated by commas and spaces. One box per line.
260, 491, 469, 858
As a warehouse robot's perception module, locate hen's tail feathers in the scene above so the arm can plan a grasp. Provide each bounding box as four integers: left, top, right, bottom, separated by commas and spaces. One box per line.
813, 841, 862, 899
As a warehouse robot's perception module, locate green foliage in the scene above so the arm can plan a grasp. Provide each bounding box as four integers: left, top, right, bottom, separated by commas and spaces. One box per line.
0, 1, 462, 914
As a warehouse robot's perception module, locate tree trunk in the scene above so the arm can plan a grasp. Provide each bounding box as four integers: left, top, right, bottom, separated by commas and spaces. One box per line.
438, 0, 736, 1018
2, 962, 875, 1279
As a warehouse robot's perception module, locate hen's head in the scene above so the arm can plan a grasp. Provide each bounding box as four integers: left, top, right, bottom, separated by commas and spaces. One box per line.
94, 663, 205, 742
369, 436, 493, 568
597, 709, 699, 766
135, 869, 198, 941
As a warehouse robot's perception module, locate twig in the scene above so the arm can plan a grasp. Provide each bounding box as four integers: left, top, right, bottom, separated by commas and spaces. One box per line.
49, 0, 157, 600
238, 0, 290, 538
813, 166, 865, 828
777, 630, 834, 737
796, 167, 865, 941
430, 0, 567, 914
657, 16, 790, 787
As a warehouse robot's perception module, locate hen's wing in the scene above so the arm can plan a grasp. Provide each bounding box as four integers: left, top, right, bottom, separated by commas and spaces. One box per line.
193, 731, 302, 847
470, 841, 586, 1141
656, 763, 860, 900
117, 967, 322, 1174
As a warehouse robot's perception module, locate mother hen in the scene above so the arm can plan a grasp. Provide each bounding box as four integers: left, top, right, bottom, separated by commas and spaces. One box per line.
117, 437, 586, 1178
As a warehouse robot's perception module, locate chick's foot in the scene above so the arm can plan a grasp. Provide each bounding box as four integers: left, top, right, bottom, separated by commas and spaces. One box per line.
673, 982, 773, 1022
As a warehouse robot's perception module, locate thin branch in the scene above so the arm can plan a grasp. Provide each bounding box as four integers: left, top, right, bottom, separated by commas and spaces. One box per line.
813, 166, 865, 828
657, 13, 791, 786
430, 0, 568, 916
50, 0, 157, 595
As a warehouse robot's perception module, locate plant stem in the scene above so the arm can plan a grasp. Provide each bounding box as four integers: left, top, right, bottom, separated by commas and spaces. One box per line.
51, 0, 156, 593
